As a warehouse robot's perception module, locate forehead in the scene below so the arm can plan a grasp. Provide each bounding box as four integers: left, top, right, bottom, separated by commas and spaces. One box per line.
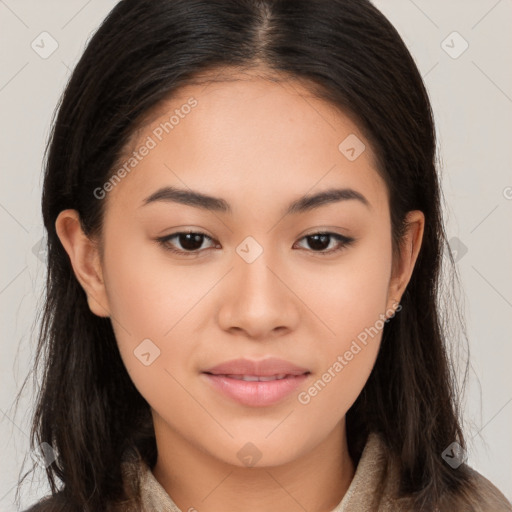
105, 73, 388, 217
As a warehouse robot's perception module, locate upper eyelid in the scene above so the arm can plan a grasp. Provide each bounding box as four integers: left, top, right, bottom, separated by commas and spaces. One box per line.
158, 230, 354, 249
160, 229, 350, 240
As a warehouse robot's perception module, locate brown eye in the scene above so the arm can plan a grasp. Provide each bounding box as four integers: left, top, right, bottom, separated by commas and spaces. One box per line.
294, 232, 355, 255
155, 231, 355, 257
156, 231, 216, 254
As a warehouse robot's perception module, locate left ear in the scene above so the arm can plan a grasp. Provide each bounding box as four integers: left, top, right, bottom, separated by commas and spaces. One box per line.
386, 210, 425, 311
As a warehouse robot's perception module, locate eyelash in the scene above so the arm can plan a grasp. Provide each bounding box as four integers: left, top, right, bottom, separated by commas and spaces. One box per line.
155, 230, 355, 257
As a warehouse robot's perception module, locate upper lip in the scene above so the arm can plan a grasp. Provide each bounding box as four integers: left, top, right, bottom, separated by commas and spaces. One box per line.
203, 357, 310, 377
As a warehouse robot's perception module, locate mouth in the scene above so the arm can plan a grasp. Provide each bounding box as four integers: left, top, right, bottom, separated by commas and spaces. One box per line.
201, 371, 311, 407
203, 372, 308, 381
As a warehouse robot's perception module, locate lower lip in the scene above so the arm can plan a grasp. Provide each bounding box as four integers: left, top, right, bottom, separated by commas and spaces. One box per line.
201, 373, 309, 407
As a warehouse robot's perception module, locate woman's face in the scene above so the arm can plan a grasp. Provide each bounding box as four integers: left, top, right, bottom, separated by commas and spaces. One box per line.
58, 72, 423, 468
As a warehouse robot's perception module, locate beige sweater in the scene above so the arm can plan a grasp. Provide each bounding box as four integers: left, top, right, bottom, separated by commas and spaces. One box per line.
121, 433, 512, 511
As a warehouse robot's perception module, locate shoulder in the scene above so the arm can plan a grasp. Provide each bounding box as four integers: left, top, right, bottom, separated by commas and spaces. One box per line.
440, 465, 512, 511
22, 493, 72, 512
369, 431, 512, 512
22, 490, 139, 512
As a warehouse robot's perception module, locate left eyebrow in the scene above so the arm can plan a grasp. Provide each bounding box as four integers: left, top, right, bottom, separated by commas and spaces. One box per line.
141, 186, 371, 215
284, 187, 371, 215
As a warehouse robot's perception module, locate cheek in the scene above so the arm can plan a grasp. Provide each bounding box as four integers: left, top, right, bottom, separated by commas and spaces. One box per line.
294, 232, 392, 412
294, 229, 393, 343
296, 340, 379, 433
100, 229, 206, 396
102, 226, 212, 337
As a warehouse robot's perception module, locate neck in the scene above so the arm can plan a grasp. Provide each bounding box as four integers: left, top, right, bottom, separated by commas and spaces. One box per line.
151, 416, 355, 512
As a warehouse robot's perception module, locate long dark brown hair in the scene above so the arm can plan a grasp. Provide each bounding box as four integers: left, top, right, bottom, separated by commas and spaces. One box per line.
15, 0, 476, 510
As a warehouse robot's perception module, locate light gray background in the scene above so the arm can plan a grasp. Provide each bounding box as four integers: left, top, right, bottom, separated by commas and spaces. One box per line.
1, 0, 511, 509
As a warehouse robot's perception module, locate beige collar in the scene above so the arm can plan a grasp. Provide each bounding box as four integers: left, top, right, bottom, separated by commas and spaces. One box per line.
121, 432, 399, 511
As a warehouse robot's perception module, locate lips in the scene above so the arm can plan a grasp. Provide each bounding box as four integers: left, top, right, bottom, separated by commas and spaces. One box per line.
202, 373, 309, 407
203, 357, 310, 377
201, 357, 311, 407
221, 374, 290, 381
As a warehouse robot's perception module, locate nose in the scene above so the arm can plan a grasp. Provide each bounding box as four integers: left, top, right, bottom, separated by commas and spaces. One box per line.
216, 250, 301, 341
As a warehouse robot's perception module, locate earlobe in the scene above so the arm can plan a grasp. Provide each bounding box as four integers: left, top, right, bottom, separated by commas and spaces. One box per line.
54, 209, 111, 318
387, 210, 425, 310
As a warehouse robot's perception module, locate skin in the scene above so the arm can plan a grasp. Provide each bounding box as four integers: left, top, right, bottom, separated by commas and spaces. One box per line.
55, 69, 424, 512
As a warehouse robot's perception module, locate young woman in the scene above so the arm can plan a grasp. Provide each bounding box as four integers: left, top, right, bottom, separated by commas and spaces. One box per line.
17, 0, 511, 510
